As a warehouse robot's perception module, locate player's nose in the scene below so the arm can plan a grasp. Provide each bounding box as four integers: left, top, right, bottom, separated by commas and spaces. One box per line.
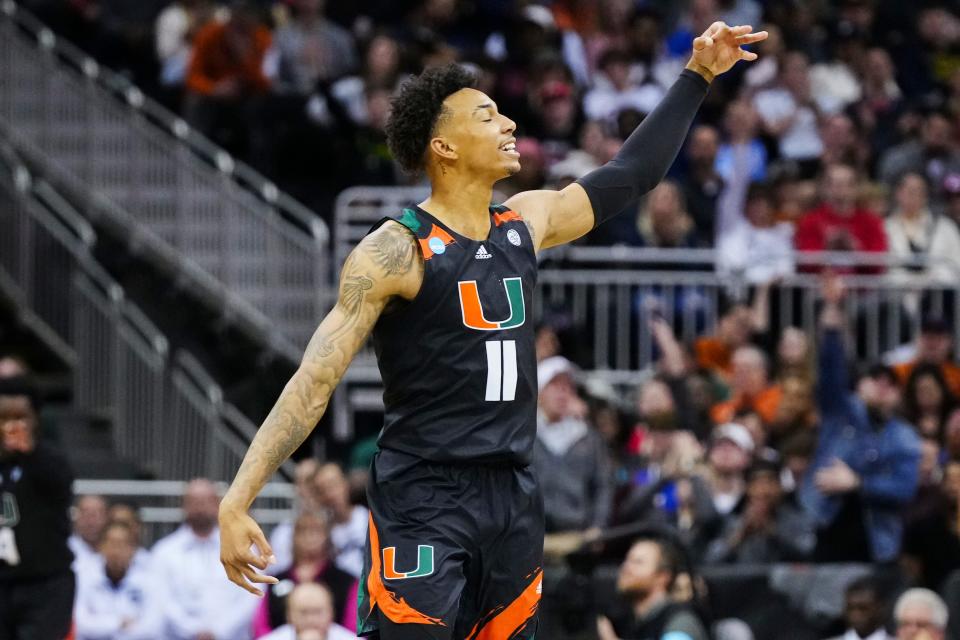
501, 115, 516, 135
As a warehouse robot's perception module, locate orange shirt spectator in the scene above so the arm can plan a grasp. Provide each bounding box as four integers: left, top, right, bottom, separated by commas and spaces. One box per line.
711, 385, 783, 425
710, 345, 782, 425
186, 17, 271, 97
695, 336, 734, 379
893, 316, 960, 397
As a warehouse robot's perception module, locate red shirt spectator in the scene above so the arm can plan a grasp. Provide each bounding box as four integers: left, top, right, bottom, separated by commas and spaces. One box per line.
795, 163, 888, 274
186, 12, 271, 97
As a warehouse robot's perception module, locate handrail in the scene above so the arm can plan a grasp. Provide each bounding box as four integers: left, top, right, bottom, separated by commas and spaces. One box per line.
0, 0, 327, 242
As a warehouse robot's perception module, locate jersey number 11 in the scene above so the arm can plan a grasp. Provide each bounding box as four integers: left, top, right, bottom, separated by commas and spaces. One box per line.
485, 340, 517, 401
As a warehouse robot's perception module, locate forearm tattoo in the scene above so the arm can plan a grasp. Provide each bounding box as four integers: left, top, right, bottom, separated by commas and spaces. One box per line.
228, 223, 419, 501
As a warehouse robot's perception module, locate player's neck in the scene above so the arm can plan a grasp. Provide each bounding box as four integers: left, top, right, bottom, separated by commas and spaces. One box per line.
423, 170, 495, 240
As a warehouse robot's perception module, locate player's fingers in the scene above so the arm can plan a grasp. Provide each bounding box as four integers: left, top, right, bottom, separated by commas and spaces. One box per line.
737, 31, 768, 44
740, 49, 759, 61
251, 528, 276, 565
693, 36, 714, 51
730, 25, 753, 36
238, 564, 279, 586
706, 21, 725, 37
242, 550, 268, 571
223, 563, 263, 596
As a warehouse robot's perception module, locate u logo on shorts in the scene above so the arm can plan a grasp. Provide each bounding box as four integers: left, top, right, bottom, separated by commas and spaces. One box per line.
382, 544, 435, 580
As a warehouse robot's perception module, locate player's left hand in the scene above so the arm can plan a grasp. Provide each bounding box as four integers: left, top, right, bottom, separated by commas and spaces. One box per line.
688, 22, 768, 80
219, 508, 279, 595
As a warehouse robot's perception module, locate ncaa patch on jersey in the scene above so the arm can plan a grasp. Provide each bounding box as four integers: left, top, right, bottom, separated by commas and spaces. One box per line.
507, 229, 522, 246
428, 236, 447, 255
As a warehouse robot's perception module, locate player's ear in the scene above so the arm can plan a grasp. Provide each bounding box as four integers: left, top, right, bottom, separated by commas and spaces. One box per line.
429, 136, 458, 162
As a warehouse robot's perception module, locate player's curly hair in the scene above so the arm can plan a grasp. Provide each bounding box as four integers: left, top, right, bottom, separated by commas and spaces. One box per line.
385, 64, 477, 173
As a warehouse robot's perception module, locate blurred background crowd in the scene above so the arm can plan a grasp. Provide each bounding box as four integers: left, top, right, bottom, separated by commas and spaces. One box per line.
5, 0, 960, 639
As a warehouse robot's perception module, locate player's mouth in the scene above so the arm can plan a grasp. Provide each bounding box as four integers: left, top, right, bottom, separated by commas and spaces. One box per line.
499, 138, 519, 158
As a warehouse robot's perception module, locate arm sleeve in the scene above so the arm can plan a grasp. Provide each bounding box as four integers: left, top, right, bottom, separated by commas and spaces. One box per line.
817, 329, 850, 421
576, 70, 710, 228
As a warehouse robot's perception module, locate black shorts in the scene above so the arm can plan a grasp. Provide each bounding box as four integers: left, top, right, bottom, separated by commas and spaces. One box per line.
358, 449, 544, 640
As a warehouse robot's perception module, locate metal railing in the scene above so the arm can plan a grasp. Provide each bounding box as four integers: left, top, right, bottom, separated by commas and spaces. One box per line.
0, 144, 289, 481
0, 2, 331, 362
72, 479, 295, 546
330, 186, 960, 435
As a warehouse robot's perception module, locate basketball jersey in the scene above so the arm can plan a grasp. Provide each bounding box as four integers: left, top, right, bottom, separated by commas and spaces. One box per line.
370, 204, 538, 465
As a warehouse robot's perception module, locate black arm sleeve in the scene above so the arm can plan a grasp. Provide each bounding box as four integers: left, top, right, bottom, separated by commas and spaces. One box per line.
576, 69, 710, 228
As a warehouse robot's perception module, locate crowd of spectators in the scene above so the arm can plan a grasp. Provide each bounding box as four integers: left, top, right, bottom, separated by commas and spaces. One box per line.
11, 0, 960, 283
64, 466, 366, 640
533, 272, 960, 638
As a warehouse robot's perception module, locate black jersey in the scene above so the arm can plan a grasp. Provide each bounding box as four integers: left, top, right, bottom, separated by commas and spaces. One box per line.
370, 204, 538, 465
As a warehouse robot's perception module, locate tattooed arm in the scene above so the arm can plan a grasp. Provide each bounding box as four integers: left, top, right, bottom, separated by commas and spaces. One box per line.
218, 221, 421, 594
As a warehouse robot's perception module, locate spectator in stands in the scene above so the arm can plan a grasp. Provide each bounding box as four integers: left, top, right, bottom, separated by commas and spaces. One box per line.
710, 345, 782, 426
597, 535, 709, 640
583, 48, 664, 125
716, 99, 767, 186
879, 112, 960, 208
894, 589, 949, 640
892, 315, 960, 398
819, 114, 870, 175
534, 356, 612, 536
946, 411, 960, 462
625, 180, 701, 252
677, 125, 723, 245
901, 438, 960, 591
184, 1, 272, 154
693, 297, 757, 382
795, 163, 888, 274
269, 458, 321, 572
768, 373, 817, 447
108, 501, 151, 570
903, 364, 957, 441
800, 275, 921, 563
155, 0, 219, 90
716, 181, 795, 284
312, 463, 368, 578
265, 0, 357, 96
705, 422, 753, 520
885, 173, 960, 284
74, 521, 163, 640
0, 377, 74, 640
152, 478, 258, 639
259, 583, 354, 640
69, 494, 109, 575
824, 576, 893, 640
752, 50, 824, 177
851, 47, 903, 159
776, 326, 814, 381
253, 511, 357, 636
704, 458, 815, 564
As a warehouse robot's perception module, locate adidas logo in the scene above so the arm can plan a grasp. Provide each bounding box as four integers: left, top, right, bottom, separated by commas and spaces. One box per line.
475, 245, 492, 260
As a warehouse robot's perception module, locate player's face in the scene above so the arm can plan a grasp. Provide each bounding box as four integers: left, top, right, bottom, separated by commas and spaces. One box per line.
437, 88, 520, 180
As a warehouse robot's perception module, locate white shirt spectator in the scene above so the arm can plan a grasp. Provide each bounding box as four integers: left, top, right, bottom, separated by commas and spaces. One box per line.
151, 525, 258, 640
885, 210, 960, 284
583, 79, 665, 123
752, 88, 823, 161
260, 622, 355, 640
810, 61, 862, 114
74, 559, 162, 640
69, 533, 101, 579
331, 505, 368, 578
716, 222, 795, 283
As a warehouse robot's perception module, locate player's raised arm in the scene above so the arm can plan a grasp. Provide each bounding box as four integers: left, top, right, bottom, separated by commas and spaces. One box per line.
218, 222, 421, 594
506, 22, 768, 251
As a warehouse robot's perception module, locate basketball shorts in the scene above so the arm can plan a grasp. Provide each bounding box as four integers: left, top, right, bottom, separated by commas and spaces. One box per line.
357, 448, 544, 640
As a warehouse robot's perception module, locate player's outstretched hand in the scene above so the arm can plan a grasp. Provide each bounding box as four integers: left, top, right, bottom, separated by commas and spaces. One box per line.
219, 508, 279, 595
689, 22, 768, 80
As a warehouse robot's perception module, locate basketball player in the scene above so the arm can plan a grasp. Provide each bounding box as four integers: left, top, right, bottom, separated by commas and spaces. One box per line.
219, 22, 767, 639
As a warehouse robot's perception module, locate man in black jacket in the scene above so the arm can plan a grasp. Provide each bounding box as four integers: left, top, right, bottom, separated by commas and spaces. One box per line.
0, 377, 75, 640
